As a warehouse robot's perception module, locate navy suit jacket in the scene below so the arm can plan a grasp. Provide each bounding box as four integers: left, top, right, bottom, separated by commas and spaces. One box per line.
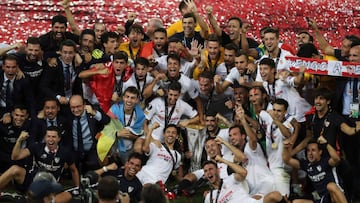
30, 116, 71, 145
40, 58, 82, 100
65, 108, 110, 151
0, 72, 35, 117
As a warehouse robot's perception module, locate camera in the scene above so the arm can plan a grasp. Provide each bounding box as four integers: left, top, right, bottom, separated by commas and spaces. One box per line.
69, 171, 99, 203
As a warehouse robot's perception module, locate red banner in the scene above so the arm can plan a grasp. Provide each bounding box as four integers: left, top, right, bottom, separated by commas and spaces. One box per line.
285, 56, 360, 78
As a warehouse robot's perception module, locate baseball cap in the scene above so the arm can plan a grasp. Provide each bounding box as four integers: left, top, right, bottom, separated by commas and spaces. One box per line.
28, 179, 63, 200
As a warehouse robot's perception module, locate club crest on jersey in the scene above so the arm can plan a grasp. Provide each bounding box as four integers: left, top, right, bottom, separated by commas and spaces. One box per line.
316, 165, 322, 171
324, 120, 330, 127
41, 154, 47, 159
54, 157, 60, 163
128, 186, 134, 193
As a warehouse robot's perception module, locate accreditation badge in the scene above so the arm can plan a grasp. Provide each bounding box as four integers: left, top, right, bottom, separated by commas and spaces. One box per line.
350, 102, 359, 118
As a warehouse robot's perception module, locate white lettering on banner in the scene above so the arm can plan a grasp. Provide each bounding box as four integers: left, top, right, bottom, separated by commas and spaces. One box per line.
285, 56, 360, 78
328, 60, 341, 76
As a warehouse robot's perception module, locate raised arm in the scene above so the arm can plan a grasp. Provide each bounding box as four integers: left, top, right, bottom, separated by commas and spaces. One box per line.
142, 73, 164, 99
62, 0, 81, 35
215, 155, 247, 182
318, 136, 340, 166
180, 41, 196, 62
236, 106, 258, 150
214, 75, 230, 94
240, 23, 250, 53
291, 129, 313, 156
185, 0, 209, 39
268, 110, 292, 139
0, 42, 22, 56
142, 122, 160, 153
125, 12, 137, 36
78, 64, 108, 79
215, 136, 246, 163
178, 114, 200, 128
288, 118, 300, 146
340, 121, 360, 136
11, 131, 31, 160
282, 139, 300, 169
293, 66, 306, 86
205, 6, 222, 37
308, 19, 335, 56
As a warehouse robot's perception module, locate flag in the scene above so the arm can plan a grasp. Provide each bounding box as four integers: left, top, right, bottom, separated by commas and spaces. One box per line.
96, 118, 123, 162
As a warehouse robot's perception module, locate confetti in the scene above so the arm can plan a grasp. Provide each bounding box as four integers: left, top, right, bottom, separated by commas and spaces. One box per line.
0, 0, 358, 49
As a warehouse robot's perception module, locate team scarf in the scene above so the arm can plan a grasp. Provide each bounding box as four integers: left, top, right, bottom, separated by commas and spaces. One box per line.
285, 56, 360, 78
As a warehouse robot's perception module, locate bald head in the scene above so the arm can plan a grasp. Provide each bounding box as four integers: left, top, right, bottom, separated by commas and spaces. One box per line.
69, 95, 85, 117
147, 18, 164, 37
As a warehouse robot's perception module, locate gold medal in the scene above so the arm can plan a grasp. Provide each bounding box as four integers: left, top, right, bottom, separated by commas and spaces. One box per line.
272, 143, 278, 149
172, 170, 177, 176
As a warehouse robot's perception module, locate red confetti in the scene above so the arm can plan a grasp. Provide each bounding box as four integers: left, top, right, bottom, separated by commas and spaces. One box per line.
0, 0, 359, 50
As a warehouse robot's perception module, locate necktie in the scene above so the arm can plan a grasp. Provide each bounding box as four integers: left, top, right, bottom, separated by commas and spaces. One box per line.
353, 78, 358, 102
49, 120, 55, 126
5, 80, 13, 109
77, 117, 84, 154
64, 65, 71, 90
115, 79, 122, 96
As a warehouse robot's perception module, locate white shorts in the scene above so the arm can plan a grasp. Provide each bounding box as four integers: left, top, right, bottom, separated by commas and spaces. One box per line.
271, 167, 290, 195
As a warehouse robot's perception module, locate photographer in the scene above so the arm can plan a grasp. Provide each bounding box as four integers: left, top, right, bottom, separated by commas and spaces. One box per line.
98, 176, 130, 203
27, 179, 63, 203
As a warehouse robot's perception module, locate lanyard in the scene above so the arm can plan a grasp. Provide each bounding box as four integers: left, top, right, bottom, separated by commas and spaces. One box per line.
256, 115, 265, 138
210, 179, 223, 203
256, 115, 268, 158
225, 64, 231, 74
273, 48, 282, 70
164, 97, 176, 127
123, 107, 135, 127
163, 144, 178, 171
135, 75, 146, 101
270, 124, 277, 143
267, 81, 276, 102
205, 88, 215, 113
